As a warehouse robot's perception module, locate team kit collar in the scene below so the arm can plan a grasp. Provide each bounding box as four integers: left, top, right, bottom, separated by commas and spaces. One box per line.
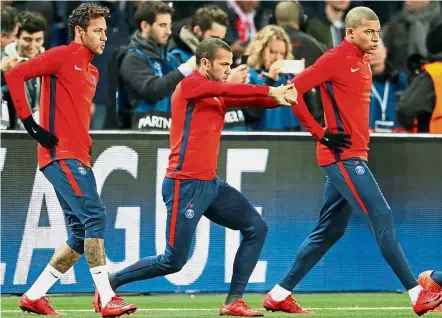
69, 41, 95, 64
342, 38, 366, 60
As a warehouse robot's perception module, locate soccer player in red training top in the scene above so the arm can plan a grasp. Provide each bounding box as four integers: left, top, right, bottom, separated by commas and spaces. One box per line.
5, 4, 136, 317
262, 7, 442, 316
97, 38, 297, 317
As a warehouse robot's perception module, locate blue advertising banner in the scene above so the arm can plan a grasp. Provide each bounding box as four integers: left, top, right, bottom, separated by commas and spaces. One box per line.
1, 132, 441, 294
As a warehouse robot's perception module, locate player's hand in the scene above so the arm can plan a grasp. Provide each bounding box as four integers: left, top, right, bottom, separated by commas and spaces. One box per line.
263, 60, 284, 81
319, 130, 352, 152
268, 84, 295, 106
22, 115, 59, 148
284, 85, 298, 104
227, 65, 248, 84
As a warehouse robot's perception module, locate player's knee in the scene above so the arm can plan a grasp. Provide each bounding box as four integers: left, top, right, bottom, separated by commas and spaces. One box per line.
66, 235, 84, 254
325, 224, 347, 242
84, 209, 107, 239
159, 253, 187, 274
243, 218, 268, 241
257, 219, 268, 238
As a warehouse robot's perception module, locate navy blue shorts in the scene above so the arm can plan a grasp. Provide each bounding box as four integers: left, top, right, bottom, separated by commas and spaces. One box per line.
42, 159, 106, 254
161, 176, 265, 266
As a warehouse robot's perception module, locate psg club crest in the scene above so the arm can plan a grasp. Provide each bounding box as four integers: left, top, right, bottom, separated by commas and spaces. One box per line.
355, 165, 365, 176
185, 208, 194, 219
78, 166, 87, 176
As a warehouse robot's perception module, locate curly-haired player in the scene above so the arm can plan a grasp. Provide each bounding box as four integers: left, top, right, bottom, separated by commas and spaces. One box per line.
5, 3, 136, 317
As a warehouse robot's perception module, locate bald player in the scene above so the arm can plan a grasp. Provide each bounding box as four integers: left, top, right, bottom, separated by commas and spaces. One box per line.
262, 7, 442, 316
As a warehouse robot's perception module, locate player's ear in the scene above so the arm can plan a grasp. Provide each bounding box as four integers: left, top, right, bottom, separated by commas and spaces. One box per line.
74, 25, 85, 39
141, 21, 150, 36
201, 57, 209, 69
193, 25, 203, 38
346, 27, 355, 39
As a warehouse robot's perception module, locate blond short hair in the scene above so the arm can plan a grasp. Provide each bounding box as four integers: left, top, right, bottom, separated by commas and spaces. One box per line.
245, 25, 293, 70
345, 6, 379, 29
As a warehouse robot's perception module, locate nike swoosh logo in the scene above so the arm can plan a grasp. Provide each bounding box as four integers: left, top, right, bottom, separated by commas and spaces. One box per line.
32, 127, 37, 133
351, 68, 360, 72
49, 271, 59, 279
74, 65, 83, 71
323, 137, 329, 141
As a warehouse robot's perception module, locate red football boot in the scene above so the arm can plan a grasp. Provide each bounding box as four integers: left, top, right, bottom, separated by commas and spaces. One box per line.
100, 295, 137, 317
412, 289, 442, 316
417, 271, 442, 313
19, 294, 65, 316
219, 299, 264, 316
263, 293, 311, 314
93, 287, 101, 313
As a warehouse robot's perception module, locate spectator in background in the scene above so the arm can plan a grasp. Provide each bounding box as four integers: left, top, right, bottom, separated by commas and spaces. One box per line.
368, 40, 408, 133
383, 0, 441, 74
216, 0, 263, 60
169, 4, 250, 130
1, 6, 19, 56
244, 25, 300, 131
170, 5, 228, 64
274, 0, 326, 126
396, 23, 442, 133
3, 11, 47, 130
1, 5, 20, 129
307, 0, 351, 50
274, 1, 326, 68
119, 1, 196, 130
11, 1, 57, 49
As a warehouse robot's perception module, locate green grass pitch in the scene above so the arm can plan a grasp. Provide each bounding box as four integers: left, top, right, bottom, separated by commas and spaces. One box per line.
1, 293, 441, 317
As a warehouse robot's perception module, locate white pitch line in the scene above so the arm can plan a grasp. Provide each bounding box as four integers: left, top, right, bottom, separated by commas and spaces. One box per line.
1, 307, 413, 313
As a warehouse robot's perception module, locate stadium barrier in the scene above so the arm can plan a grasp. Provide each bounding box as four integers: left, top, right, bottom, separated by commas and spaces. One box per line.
1, 131, 441, 294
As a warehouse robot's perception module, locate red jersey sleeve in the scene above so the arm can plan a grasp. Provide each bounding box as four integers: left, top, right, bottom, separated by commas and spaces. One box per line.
291, 52, 338, 140
220, 96, 279, 109
5, 46, 68, 119
182, 74, 270, 101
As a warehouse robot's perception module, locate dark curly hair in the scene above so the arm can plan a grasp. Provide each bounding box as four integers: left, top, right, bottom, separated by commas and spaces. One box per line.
68, 3, 110, 40
17, 11, 47, 38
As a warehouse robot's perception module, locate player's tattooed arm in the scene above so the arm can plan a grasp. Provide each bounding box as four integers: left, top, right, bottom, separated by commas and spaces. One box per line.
85, 238, 106, 267
49, 243, 82, 273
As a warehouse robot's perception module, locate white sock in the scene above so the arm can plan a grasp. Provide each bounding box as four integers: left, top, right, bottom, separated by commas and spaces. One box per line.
269, 284, 291, 301
90, 265, 115, 307
26, 264, 63, 300
408, 285, 423, 305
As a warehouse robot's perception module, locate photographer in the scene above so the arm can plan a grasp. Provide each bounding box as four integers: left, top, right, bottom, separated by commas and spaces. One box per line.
243, 25, 300, 131
396, 23, 442, 133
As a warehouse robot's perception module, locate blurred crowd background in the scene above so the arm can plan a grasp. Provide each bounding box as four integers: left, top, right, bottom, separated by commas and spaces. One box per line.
1, 0, 442, 133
